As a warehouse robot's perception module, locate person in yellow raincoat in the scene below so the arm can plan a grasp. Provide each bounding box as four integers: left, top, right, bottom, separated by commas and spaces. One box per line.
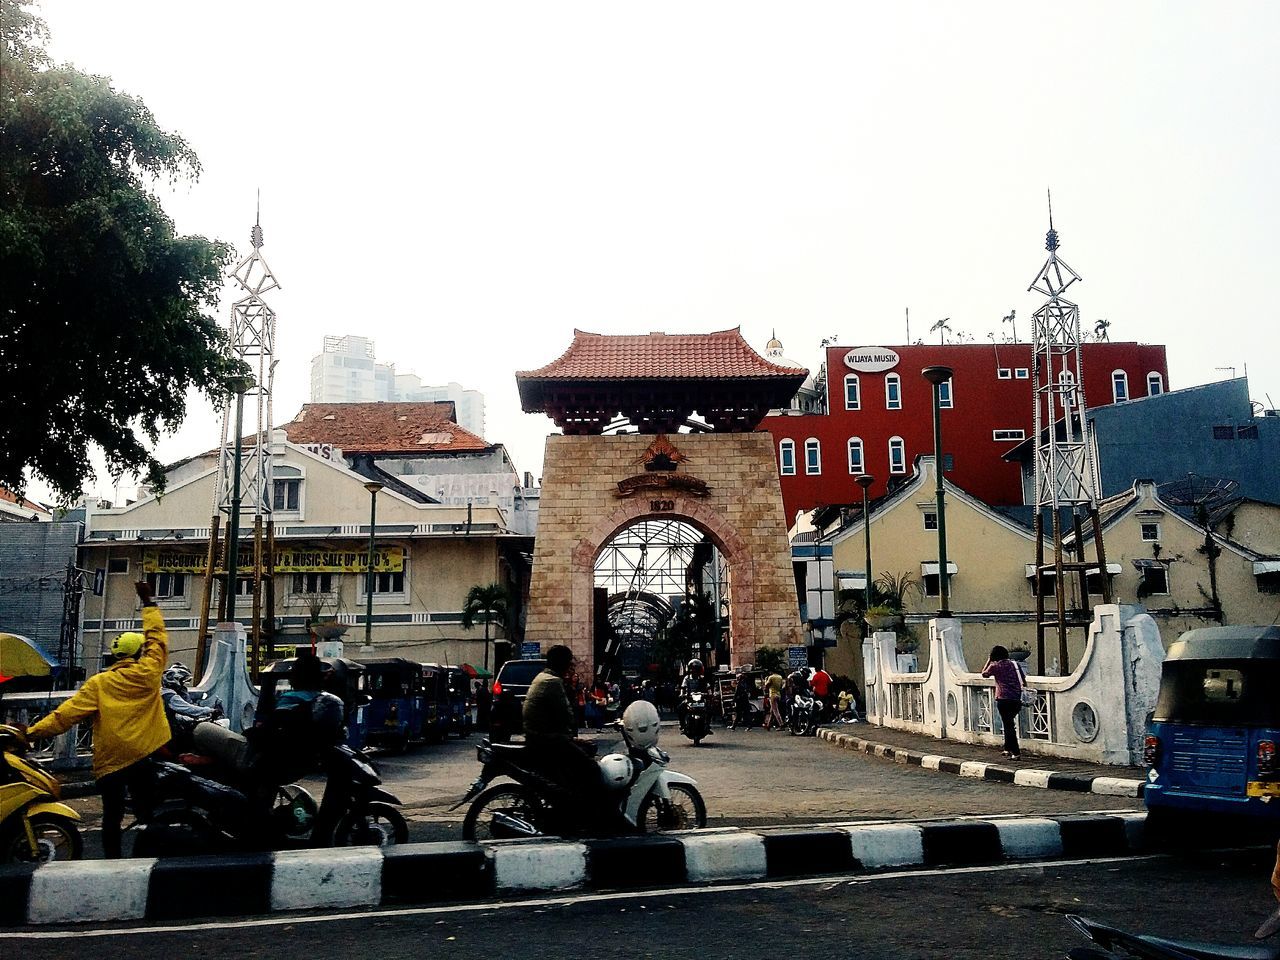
23, 580, 170, 857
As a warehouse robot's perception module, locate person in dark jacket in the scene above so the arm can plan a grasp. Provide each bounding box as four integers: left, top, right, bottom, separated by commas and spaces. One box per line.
980, 645, 1024, 760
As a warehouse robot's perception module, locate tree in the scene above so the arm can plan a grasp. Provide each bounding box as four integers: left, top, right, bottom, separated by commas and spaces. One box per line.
930, 317, 952, 344
0, 1, 240, 503
460, 583, 511, 672
654, 591, 719, 676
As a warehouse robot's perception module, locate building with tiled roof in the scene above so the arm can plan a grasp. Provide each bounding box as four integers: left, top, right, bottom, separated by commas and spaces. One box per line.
517, 328, 807, 434
280, 402, 492, 455
0, 487, 52, 522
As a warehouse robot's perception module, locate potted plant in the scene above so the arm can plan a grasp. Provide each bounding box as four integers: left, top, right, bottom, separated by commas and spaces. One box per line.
307, 595, 347, 640
864, 604, 903, 632
1008, 642, 1031, 663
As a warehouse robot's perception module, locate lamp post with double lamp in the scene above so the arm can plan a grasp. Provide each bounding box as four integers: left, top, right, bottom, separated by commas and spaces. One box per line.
921, 365, 953, 617
361, 481, 384, 655
223, 374, 254, 624
855, 474, 876, 618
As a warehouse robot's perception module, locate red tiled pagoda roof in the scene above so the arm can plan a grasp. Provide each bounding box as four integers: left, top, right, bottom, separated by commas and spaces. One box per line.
517, 328, 807, 381
281, 403, 492, 455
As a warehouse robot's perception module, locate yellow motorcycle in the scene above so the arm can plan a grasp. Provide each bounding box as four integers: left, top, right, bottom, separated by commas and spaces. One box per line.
0, 724, 83, 862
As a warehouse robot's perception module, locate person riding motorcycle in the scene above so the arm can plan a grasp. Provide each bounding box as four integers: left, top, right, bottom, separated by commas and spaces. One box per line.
521, 644, 616, 830
677, 659, 710, 735
161, 663, 218, 721
20, 580, 170, 858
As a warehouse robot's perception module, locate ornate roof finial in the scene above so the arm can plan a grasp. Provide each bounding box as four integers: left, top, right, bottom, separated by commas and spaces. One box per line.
1044, 187, 1058, 253
251, 189, 264, 249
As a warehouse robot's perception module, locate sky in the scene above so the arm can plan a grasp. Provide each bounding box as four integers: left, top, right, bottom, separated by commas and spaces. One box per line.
31, 0, 1280, 504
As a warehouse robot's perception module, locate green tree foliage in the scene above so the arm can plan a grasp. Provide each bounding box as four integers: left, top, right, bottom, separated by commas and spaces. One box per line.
654, 591, 719, 675
754, 645, 785, 675
0, 0, 239, 502
461, 583, 511, 672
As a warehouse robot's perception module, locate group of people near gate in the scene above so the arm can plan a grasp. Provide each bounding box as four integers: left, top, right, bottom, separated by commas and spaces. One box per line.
726, 663, 863, 731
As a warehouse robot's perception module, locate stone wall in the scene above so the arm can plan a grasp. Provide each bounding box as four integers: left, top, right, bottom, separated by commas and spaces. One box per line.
525, 433, 805, 671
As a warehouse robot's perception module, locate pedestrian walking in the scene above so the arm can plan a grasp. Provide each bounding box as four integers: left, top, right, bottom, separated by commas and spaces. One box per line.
474, 679, 492, 732
981, 645, 1024, 760
763, 671, 784, 730
729, 674, 754, 730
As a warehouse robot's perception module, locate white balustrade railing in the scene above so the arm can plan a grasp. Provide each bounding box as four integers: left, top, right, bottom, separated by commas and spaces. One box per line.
860, 604, 1164, 765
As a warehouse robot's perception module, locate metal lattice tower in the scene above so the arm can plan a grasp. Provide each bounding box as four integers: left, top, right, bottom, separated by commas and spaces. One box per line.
198, 203, 281, 673
1028, 194, 1111, 674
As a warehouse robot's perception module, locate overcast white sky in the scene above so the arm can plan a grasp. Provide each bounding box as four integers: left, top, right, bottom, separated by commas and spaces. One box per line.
34, 0, 1280, 503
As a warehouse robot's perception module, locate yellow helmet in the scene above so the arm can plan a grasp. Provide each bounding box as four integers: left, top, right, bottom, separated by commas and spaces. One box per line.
111, 632, 145, 658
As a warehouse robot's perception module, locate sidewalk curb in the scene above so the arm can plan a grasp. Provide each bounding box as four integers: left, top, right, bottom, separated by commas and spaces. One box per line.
817, 728, 1147, 797
0, 813, 1147, 927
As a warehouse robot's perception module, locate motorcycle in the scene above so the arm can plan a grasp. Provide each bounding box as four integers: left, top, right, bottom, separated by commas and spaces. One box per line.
457, 704, 707, 841
1064, 912, 1280, 959
681, 691, 711, 745
789, 689, 820, 737
131, 719, 407, 855
0, 725, 83, 863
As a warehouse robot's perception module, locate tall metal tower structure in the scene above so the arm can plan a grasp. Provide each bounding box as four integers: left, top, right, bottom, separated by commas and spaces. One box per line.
1028, 195, 1111, 674
197, 204, 281, 677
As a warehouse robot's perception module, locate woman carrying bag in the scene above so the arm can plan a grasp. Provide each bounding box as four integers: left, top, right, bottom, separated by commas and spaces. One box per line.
980, 645, 1024, 761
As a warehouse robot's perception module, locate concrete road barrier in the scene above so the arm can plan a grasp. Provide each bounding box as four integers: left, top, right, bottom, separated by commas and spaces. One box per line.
0, 812, 1148, 927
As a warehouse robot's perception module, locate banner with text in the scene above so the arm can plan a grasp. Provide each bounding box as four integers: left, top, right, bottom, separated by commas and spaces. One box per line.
143, 546, 405, 575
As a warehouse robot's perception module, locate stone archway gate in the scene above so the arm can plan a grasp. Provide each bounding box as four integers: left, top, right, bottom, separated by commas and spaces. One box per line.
517, 329, 808, 674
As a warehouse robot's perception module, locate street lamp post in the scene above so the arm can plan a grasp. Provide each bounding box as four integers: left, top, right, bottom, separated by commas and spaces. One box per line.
922, 366, 954, 617
223, 374, 254, 624
362, 481, 384, 654
855, 474, 876, 619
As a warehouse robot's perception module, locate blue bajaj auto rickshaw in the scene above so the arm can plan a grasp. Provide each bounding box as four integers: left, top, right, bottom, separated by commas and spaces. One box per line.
360, 658, 426, 753
260, 657, 369, 751
1144, 626, 1280, 838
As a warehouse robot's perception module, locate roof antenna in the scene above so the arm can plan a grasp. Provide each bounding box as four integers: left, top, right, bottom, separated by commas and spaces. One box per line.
251, 188, 264, 249
1044, 187, 1059, 252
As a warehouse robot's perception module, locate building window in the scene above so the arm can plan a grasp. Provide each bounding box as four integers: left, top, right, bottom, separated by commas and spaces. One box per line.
234, 577, 254, 597
1140, 522, 1160, 542
938, 379, 953, 409
888, 436, 906, 474
805, 438, 822, 475
993, 429, 1026, 441
107, 557, 129, 574
371, 572, 405, 595
844, 374, 861, 410
1140, 565, 1169, 596
273, 478, 302, 512
921, 573, 952, 597
1059, 370, 1077, 409
885, 374, 902, 410
1239, 424, 1259, 440
1212, 425, 1234, 440
1015, 368, 1029, 379
847, 438, 864, 475
923, 511, 938, 531
997, 368, 1012, 380
1112, 370, 1129, 403
779, 440, 796, 476
1147, 372, 1164, 396
146, 572, 187, 600
1086, 572, 1107, 595
293, 572, 334, 594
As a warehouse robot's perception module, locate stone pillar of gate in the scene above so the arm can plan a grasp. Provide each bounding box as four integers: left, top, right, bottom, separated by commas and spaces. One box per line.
525, 432, 805, 674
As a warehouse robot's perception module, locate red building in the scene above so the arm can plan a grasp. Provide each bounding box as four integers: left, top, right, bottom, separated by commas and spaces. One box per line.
759, 341, 1169, 522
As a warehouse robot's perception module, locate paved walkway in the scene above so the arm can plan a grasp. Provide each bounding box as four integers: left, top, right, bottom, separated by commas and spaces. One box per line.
818, 723, 1147, 796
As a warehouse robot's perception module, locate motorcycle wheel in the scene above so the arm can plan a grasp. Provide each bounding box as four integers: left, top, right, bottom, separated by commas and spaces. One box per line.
273, 784, 318, 843
461, 784, 542, 841
335, 801, 409, 847
637, 784, 707, 833
2, 813, 83, 863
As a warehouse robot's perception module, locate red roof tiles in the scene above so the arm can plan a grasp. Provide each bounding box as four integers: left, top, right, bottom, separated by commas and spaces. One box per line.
281, 403, 492, 455
517, 328, 808, 381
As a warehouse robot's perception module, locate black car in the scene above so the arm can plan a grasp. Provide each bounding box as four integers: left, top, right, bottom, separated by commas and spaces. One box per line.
488, 658, 546, 742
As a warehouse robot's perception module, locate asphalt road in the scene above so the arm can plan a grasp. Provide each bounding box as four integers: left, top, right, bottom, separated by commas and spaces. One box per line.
7, 849, 1274, 958
65, 723, 1142, 855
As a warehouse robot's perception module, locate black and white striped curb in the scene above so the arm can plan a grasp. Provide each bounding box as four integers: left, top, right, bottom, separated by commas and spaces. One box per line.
818, 728, 1147, 797
0, 813, 1146, 927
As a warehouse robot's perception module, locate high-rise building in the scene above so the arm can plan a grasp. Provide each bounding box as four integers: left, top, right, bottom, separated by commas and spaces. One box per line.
308, 336, 486, 436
